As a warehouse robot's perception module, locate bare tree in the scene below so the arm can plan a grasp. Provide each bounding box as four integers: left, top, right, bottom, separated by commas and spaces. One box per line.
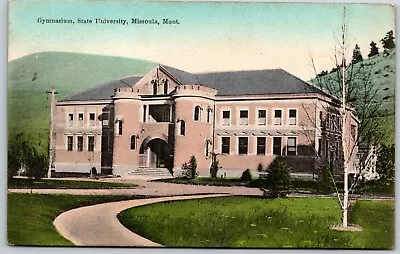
303, 7, 391, 228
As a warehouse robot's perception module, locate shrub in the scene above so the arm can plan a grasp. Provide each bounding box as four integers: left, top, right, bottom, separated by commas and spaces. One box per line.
256, 163, 263, 172
240, 169, 252, 182
209, 159, 219, 178
25, 146, 48, 180
182, 155, 198, 179
263, 156, 291, 198
318, 163, 334, 194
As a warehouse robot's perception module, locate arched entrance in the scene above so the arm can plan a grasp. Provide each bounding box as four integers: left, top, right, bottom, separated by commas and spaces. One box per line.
139, 138, 172, 169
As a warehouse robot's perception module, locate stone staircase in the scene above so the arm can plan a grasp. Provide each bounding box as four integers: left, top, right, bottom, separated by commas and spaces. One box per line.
127, 167, 173, 178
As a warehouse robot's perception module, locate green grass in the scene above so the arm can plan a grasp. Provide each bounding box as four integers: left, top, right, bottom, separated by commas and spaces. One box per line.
7, 193, 147, 246
119, 196, 394, 249
8, 178, 138, 189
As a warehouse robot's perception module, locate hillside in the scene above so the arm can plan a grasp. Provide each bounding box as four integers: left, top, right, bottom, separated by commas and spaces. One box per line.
8, 52, 157, 148
310, 49, 395, 145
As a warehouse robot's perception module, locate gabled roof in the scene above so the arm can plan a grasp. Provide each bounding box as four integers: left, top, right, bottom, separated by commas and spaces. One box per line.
60, 76, 142, 101
160, 65, 200, 85
59, 65, 328, 102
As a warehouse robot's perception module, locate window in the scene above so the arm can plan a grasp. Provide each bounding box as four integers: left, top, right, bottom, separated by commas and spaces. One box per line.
77, 136, 83, 152
239, 110, 248, 125
287, 137, 297, 156
205, 140, 211, 156
130, 136, 136, 150
221, 137, 230, 154
153, 82, 157, 95
351, 125, 356, 140
143, 105, 147, 122
274, 110, 282, 125
164, 80, 168, 95
78, 113, 84, 127
89, 113, 96, 126
238, 137, 248, 155
257, 137, 266, 155
67, 136, 73, 151
88, 136, 94, 152
118, 121, 123, 135
194, 106, 201, 121
207, 108, 212, 123
222, 111, 230, 126
318, 138, 322, 156
288, 109, 297, 125
102, 112, 109, 126
273, 137, 282, 155
319, 111, 323, 128
68, 114, 74, 127
180, 120, 186, 136
258, 110, 266, 125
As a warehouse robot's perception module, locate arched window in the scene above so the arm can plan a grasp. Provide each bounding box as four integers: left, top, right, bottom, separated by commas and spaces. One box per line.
118, 121, 123, 135
205, 139, 212, 156
153, 83, 157, 95
163, 79, 168, 95
207, 107, 212, 123
194, 106, 201, 121
130, 136, 136, 150
180, 120, 186, 136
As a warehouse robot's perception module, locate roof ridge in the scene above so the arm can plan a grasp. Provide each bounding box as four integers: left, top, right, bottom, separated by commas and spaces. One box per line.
196, 68, 281, 75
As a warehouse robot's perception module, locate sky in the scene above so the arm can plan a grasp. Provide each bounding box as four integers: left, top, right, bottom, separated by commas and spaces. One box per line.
8, 0, 396, 80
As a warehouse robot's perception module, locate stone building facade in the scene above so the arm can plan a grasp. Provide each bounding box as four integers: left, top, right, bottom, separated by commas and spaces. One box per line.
54, 65, 358, 178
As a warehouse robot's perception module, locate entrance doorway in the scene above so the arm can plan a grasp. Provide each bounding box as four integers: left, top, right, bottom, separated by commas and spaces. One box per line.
139, 138, 172, 169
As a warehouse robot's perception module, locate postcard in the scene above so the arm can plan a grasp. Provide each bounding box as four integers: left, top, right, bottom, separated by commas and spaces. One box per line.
7, 0, 395, 249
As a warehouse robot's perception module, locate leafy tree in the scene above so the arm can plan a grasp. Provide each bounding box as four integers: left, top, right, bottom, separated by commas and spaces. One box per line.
262, 156, 291, 198
368, 41, 379, 57
209, 158, 219, 178
318, 163, 334, 194
381, 30, 395, 51
182, 155, 198, 179
316, 70, 328, 77
351, 44, 363, 64
8, 133, 26, 180
25, 145, 48, 180
240, 169, 252, 182
375, 144, 395, 185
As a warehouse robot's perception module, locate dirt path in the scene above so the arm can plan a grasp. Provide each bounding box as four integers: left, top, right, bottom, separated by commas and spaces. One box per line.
53, 194, 230, 247
8, 179, 264, 196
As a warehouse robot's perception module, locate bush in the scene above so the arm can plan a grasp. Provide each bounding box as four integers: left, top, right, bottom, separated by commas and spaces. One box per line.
263, 156, 291, 198
318, 163, 334, 194
240, 169, 252, 182
209, 159, 219, 178
182, 155, 198, 179
25, 146, 48, 180
256, 163, 263, 172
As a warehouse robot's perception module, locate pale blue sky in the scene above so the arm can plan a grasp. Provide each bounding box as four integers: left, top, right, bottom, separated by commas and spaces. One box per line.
8, 0, 395, 80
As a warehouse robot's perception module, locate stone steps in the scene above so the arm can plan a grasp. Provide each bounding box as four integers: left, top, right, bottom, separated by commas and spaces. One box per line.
128, 168, 173, 178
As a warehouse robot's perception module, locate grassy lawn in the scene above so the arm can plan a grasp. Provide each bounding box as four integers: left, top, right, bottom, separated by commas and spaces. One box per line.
7, 193, 146, 246
8, 178, 137, 189
119, 196, 394, 249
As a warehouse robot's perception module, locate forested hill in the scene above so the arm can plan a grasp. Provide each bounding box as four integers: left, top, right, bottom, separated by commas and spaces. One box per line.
309, 49, 395, 145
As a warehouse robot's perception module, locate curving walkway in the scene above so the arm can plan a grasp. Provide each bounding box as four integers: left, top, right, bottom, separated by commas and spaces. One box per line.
53, 194, 230, 247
